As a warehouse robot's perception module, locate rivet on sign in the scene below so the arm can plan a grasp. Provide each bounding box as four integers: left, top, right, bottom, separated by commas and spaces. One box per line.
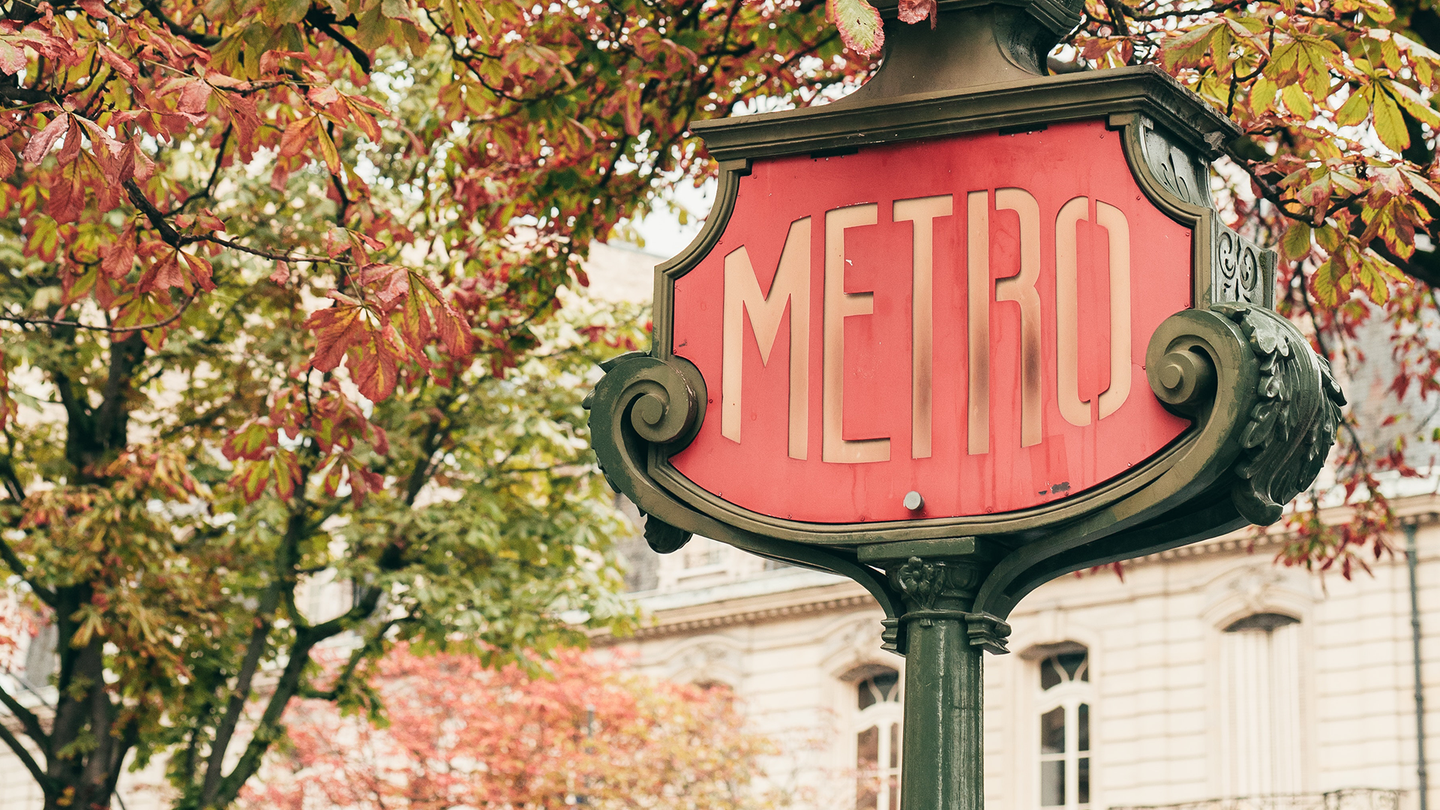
903, 491, 924, 511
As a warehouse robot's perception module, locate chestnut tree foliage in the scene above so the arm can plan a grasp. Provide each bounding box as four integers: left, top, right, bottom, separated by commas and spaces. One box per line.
823, 0, 1440, 575
239, 646, 789, 810
0, 1, 858, 809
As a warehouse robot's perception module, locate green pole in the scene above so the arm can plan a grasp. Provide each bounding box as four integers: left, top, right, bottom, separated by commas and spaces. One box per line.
886, 554, 998, 810
901, 613, 985, 810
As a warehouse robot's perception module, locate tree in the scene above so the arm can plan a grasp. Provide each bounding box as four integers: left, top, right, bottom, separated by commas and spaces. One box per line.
237, 645, 790, 810
818, 0, 1440, 575
0, 1, 863, 809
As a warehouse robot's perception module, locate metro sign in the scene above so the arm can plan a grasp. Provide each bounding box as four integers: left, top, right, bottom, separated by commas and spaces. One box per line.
588, 10, 1345, 810
588, 57, 1341, 620
670, 121, 1189, 523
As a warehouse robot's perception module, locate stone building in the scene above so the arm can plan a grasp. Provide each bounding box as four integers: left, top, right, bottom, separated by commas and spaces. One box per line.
603, 492, 1440, 810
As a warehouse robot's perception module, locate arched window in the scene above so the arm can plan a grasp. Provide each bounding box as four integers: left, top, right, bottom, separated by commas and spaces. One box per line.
1037, 646, 1091, 810
855, 669, 902, 810
1219, 612, 1303, 798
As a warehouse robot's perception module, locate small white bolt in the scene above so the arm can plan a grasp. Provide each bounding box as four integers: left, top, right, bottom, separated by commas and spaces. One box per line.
903, 491, 924, 511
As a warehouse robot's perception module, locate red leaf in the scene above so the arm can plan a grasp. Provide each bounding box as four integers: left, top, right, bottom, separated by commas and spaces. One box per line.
0, 143, 14, 177
351, 325, 404, 401
0, 42, 24, 75
356, 263, 409, 309
308, 85, 341, 108
138, 252, 186, 293
180, 251, 215, 292
305, 296, 366, 372
101, 222, 136, 279
897, 0, 937, 26
369, 424, 390, 456
119, 138, 154, 183
223, 93, 261, 157
22, 115, 69, 164
177, 80, 213, 115
344, 98, 384, 141
98, 46, 138, 82
279, 116, 318, 159
47, 158, 85, 223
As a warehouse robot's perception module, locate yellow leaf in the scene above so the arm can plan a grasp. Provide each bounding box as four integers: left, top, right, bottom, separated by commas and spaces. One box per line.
1388, 81, 1440, 128
1251, 75, 1278, 113
1281, 84, 1315, 120
316, 125, 342, 176
1382, 37, 1403, 71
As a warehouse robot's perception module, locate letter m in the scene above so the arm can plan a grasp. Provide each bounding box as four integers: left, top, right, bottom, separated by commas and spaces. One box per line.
722, 217, 811, 460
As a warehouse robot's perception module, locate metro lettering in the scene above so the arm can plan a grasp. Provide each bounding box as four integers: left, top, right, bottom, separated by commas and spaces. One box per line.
719, 190, 1132, 462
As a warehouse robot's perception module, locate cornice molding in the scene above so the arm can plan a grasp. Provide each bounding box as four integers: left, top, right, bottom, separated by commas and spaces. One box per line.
596, 592, 876, 644
596, 494, 1440, 646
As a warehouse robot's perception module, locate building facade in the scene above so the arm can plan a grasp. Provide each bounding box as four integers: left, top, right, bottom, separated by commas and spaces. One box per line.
605, 495, 1440, 810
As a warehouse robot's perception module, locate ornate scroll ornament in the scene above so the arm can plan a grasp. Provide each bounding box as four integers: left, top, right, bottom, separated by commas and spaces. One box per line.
1214, 225, 1273, 306
583, 352, 707, 553
889, 556, 1012, 654
1136, 116, 1210, 209
1217, 304, 1345, 525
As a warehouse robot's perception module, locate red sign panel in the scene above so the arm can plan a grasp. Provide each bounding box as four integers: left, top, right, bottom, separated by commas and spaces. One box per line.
669, 120, 1192, 524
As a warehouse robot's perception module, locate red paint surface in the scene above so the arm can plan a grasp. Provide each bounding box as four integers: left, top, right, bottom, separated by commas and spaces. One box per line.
670, 120, 1192, 524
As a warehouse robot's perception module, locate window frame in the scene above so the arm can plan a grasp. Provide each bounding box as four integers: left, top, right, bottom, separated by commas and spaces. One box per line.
1035, 648, 1092, 810
852, 668, 904, 810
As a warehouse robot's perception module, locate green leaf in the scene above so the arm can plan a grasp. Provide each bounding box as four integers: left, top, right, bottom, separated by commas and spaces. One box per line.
1281, 222, 1313, 260
1311, 258, 1342, 305
1373, 88, 1411, 152
828, 0, 883, 55
1335, 88, 1371, 127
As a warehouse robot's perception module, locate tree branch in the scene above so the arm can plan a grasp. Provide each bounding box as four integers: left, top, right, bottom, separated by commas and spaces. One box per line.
199, 583, 281, 806
137, 0, 220, 46
0, 710, 51, 797
0, 293, 197, 333
125, 180, 184, 247
0, 681, 49, 750
305, 8, 372, 73
209, 634, 317, 808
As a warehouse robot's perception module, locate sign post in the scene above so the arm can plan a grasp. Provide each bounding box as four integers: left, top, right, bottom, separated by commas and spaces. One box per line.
585, 1, 1345, 806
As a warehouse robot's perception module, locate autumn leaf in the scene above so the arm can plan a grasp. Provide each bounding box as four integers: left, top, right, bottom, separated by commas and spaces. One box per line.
897, 0, 937, 26
280, 115, 319, 159
350, 324, 406, 401
1373, 89, 1410, 152
829, 0, 883, 55
1281, 222, 1313, 260
222, 421, 275, 461
305, 295, 367, 372
0, 41, 24, 75
22, 115, 70, 164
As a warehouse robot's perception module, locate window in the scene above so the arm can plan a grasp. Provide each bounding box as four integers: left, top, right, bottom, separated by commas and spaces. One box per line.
855, 669, 902, 810
1219, 612, 1303, 797
1037, 648, 1091, 810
